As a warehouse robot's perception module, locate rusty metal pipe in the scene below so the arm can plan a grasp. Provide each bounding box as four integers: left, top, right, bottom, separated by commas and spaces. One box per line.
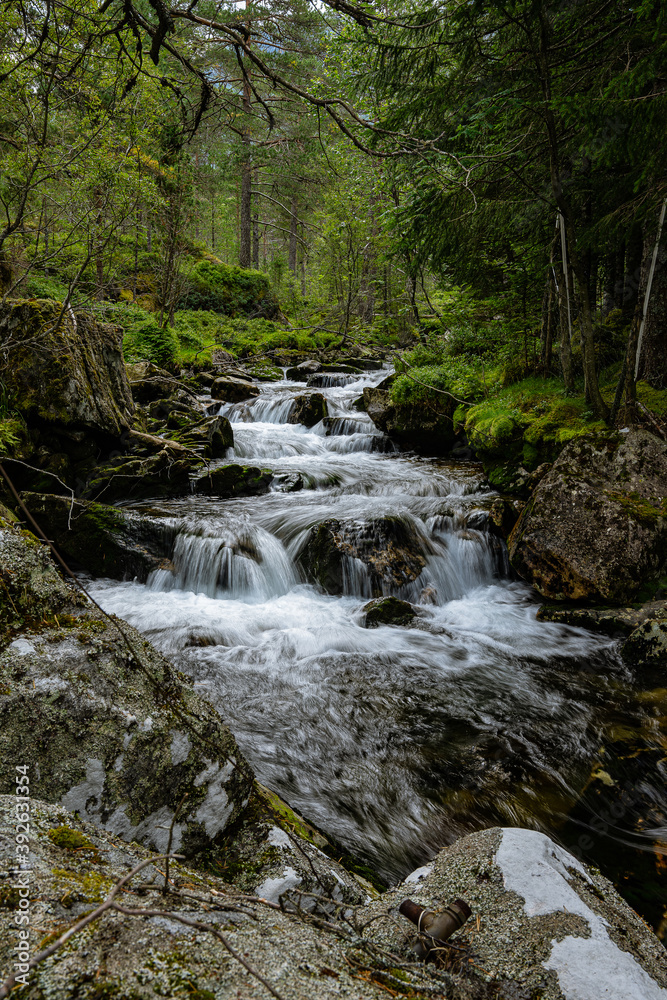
399, 897, 471, 959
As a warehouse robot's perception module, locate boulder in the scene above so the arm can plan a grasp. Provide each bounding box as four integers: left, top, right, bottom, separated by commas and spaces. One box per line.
288, 392, 328, 427
362, 597, 418, 628
621, 618, 667, 666
210, 375, 260, 403
0, 300, 134, 439
194, 464, 272, 498
4, 808, 665, 1000
81, 450, 200, 503
21, 492, 176, 581
0, 795, 377, 1000
363, 387, 456, 454
285, 359, 322, 381
299, 517, 426, 595
508, 429, 667, 603
376, 827, 667, 1000
126, 361, 193, 405
0, 522, 253, 856
170, 415, 234, 459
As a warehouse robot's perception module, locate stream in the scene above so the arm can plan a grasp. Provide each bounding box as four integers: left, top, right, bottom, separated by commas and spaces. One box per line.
88, 369, 666, 932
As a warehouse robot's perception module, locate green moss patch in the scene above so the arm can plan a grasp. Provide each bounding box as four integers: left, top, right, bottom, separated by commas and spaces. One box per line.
47, 826, 96, 851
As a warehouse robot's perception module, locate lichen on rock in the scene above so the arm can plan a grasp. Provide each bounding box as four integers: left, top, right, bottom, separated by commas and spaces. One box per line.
508, 429, 667, 603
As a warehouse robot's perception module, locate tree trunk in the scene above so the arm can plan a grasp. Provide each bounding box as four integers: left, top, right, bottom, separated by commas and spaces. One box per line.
555, 257, 574, 393
288, 196, 298, 275
622, 223, 642, 320
636, 201, 667, 389
252, 168, 260, 268
239, 141, 252, 268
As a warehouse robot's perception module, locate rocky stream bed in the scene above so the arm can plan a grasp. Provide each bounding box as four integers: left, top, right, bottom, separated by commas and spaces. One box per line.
1, 304, 666, 999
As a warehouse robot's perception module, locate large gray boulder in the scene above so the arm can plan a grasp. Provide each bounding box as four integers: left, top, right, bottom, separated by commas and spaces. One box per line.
0, 299, 134, 438
509, 429, 667, 602
374, 826, 667, 1000
0, 520, 253, 857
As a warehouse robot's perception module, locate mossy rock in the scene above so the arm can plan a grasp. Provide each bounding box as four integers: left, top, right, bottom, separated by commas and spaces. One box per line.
0, 523, 253, 856
0, 300, 134, 440
21, 492, 177, 581
193, 464, 272, 498
288, 392, 328, 427
509, 429, 667, 602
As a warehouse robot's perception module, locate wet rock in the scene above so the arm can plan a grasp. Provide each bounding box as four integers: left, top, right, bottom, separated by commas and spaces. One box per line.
273, 472, 304, 493
211, 375, 260, 403
537, 600, 667, 636
621, 618, 667, 666
126, 361, 193, 405
288, 392, 328, 427
489, 496, 525, 539
169, 415, 234, 459
363, 387, 456, 454
81, 449, 199, 503
362, 597, 418, 628
21, 492, 176, 581
0, 523, 253, 855
509, 429, 667, 603
194, 464, 272, 498
285, 359, 322, 381
377, 827, 667, 1000
299, 517, 427, 596
0, 299, 134, 439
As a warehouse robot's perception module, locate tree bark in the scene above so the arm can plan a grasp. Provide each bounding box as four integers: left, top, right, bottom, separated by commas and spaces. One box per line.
252, 167, 260, 268
288, 196, 298, 275
636, 202, 667, 389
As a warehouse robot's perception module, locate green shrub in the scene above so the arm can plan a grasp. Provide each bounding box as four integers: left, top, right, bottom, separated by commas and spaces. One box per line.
180, 259, 280, 318
123, 317, 179, 368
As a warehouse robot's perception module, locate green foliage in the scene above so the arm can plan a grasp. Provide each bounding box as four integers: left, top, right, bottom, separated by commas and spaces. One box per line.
23, 273, 69, 301
122, 317, 179, 369
465, 378, 607, 471
181, 260, 279, 318
0, 418, 21, 456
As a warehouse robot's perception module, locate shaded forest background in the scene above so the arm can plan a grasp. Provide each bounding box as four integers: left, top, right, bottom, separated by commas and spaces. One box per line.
1, 0, 666, 451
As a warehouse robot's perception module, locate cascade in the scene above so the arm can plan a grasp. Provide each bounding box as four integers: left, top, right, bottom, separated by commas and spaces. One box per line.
89, 367, 627, 883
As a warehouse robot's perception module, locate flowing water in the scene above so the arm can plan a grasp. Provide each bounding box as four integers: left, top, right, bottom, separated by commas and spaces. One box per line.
88, 370, 667, 931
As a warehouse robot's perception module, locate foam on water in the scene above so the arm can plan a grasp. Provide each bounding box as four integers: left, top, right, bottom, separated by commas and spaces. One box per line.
89, 367, 625, 881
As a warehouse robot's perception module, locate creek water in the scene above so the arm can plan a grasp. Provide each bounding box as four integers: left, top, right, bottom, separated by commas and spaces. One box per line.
88, 370, 666, 931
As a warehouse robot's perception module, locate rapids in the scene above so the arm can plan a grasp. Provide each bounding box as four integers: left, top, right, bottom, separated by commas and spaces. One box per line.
88, 370, 664, 916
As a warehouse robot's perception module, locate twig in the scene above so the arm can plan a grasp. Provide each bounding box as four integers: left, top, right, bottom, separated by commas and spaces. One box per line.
0, 856, 183, 999
163, 793, 189, 894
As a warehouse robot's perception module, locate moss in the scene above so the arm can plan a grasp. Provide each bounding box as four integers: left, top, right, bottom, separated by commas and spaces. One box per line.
603, 490, 666, 529
51, 868, 115, 903
47, 826, 96, 851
